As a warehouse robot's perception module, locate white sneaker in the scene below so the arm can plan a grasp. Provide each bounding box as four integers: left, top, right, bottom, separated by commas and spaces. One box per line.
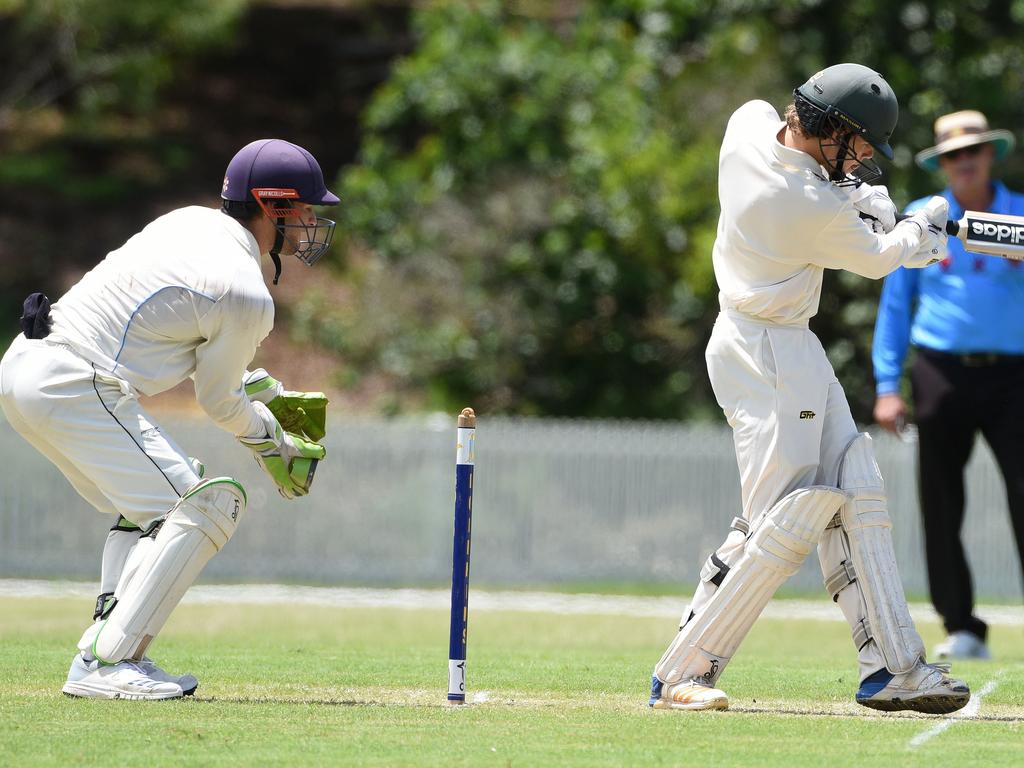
649, 675, 729, 711
934, 631, 991, 660
136, 657, 199, 696
856, 660, 970, 714
62, 653, 184, 700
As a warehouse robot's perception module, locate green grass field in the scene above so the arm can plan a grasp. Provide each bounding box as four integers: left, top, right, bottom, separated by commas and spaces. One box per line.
1, 596, 1021, 767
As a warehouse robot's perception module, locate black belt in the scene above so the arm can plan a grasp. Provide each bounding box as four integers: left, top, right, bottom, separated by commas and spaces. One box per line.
919, 347, 1024, 367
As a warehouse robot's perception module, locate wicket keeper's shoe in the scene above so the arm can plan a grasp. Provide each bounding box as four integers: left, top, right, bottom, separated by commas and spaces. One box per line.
62, 653, 184, 700
934, 630, 991, 661
137, 656, 199, 696
649, 675, 729, 711
855, 660, 970, 714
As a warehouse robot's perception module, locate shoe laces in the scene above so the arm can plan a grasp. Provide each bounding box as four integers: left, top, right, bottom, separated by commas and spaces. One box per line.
121, 660, 150, 676
119, 660, 170, 689
680, 677, 716, 690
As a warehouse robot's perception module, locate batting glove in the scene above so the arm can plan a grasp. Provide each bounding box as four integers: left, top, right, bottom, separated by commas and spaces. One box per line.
902, 197, 949, 268
238, 402, 326, 500
918, 195, 950, 230
243, 368, 328, 442
849, 183, 898, 233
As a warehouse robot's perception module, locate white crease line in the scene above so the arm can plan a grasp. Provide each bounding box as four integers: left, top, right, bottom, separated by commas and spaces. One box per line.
909, 677, 1000, 748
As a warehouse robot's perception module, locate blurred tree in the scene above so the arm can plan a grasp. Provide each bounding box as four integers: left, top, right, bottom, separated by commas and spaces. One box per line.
316, 0, 1024, 420
0, 0, 408, 364
0, 0, 247, 194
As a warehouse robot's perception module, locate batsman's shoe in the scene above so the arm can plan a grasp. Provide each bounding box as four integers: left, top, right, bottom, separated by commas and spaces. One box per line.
137, 657, 199, 696
934, 631, 991, 661
62, 653, 184, 700
649, 675, 729, 711
856, 660, 970, 714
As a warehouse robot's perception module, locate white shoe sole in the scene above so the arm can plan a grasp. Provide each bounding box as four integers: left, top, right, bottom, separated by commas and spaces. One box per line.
62, 681, 183, 701
652, 697, 729, 711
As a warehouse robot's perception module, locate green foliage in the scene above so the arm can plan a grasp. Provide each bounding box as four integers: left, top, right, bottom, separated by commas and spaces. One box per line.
0, 0, 246, 195
324, 1, 767, 417
323, 0, 1024, 419
0, 0, 246, 119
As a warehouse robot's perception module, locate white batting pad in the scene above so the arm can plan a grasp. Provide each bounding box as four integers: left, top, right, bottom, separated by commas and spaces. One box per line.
677, 517, 748, 629
655, 486, 848, 686
90, 478, 246, 663
831, 433, 924, 674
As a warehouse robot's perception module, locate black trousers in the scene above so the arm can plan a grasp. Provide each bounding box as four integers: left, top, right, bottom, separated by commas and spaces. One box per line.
910, 348, 1024, 640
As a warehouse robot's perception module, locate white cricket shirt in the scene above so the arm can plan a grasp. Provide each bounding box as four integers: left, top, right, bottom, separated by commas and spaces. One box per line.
713, 101, 927, 325
48, 206, 274, 438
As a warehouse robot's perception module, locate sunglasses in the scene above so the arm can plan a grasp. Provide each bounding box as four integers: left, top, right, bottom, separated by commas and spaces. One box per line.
940, 144, 985, 160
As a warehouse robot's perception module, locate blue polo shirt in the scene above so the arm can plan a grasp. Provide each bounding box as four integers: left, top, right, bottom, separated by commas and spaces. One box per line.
872, 181, 1024, 395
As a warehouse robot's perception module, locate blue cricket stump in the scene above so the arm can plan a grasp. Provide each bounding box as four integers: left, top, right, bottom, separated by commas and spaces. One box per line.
448, 407, 476, 704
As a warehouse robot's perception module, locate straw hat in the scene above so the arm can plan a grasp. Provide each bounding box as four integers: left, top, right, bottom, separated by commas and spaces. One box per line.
915, 110, 1015, 171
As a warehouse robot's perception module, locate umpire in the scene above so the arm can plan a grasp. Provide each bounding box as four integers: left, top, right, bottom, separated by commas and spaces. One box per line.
872, 110, 1024, 660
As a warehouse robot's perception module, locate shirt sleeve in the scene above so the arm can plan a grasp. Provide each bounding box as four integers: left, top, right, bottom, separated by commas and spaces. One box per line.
810, 207, 929, 279
194, 280, 275, 438
872, 266, 920, 395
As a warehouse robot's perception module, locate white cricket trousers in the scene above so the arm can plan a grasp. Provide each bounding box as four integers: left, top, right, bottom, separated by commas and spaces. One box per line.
706, 310, 859, 523
0, 335, 199, 527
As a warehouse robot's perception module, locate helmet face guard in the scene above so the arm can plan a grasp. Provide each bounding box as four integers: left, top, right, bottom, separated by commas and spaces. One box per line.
795, 93, 883, 187
816, 117, 883, 187
252, 187, 337, 268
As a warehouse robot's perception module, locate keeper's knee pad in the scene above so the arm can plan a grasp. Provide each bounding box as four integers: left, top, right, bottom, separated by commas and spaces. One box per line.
90, 478, 246, 663
819, 434, 924, 674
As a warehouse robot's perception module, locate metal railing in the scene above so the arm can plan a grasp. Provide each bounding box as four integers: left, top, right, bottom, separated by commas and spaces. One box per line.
0, 413, 1020, 599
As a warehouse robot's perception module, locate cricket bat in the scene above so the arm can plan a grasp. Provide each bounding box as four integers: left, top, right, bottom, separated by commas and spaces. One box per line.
894, 210, 1024, 262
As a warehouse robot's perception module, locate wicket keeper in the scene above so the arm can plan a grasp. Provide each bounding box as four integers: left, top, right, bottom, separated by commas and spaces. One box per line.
0, 139, 335, 699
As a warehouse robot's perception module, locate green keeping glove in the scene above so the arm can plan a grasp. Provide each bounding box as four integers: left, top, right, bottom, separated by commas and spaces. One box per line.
238, 402, 326, 500
243, 368, 328, 442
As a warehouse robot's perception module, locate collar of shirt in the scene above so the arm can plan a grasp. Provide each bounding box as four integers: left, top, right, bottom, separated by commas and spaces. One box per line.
941, 180, 1010, 218
769, 123, 828, 176
218, 211, 263, 265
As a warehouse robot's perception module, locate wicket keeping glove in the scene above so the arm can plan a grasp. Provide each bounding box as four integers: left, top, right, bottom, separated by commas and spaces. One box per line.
243, 368, 328, 442
238, 402, 326, 500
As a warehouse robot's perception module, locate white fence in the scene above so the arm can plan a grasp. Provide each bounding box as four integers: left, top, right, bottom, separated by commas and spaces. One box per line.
0, 412, 1020, 600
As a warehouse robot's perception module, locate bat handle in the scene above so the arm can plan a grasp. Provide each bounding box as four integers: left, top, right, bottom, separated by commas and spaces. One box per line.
892, 212, 959, 236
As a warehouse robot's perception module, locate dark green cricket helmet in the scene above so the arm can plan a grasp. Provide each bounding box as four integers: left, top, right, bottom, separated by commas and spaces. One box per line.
794, 63, 898, 160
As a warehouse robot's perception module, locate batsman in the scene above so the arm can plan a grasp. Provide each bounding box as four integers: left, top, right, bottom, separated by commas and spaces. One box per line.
649, 64, 971, 714
0, 139, 335, 699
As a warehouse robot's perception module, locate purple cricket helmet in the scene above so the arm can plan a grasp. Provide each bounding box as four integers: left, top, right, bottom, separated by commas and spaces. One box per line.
221, 139, 339, 283
222, 138, 340, 205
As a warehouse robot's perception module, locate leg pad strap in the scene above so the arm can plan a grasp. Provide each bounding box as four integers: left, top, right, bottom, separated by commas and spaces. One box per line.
824, 560, 857, 601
